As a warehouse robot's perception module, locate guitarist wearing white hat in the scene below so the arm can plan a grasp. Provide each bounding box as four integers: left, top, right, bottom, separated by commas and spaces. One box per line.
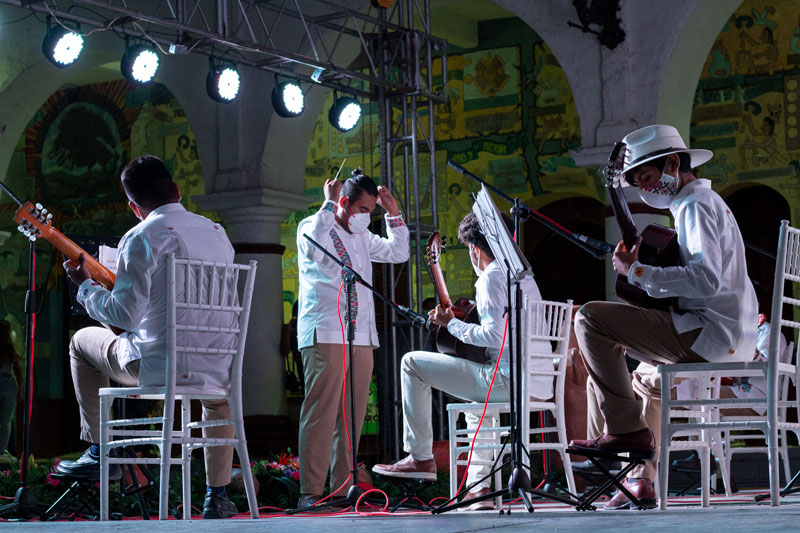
569, 125, 758, 509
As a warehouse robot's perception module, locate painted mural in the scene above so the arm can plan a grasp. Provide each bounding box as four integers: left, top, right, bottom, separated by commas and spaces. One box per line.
691, 0, 800, 214
0, 79, 208, 398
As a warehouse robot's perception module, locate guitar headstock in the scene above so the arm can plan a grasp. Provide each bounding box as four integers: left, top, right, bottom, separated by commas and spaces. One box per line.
14, 201, 53, 242
426, 231, 447, 265
603, 141, 627, 188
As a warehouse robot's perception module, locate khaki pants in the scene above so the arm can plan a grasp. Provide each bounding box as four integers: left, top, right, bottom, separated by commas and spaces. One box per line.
575, 302, 703, 480
298, 341, 373, 496
69, 327, 234, 487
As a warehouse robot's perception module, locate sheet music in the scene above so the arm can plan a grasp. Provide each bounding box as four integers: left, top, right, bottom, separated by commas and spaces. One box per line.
472, 185, 531, 281
98, 245, 119, 274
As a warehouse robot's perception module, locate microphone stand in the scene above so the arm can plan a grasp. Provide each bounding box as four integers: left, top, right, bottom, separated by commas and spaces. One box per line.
0, 184, 45, 519
286, 234, 427, 514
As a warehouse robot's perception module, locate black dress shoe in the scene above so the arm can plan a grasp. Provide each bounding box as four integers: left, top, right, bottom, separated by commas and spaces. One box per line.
571, 457, 622, 475
55, 447, 121, 481
203, 492, 238, 519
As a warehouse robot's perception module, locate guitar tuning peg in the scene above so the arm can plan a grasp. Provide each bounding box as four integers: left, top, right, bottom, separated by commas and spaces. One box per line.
28, 235, 36, 242
17, 225, 24, 233
35, 202, 43, 211
46, 213, 53, 220
23, 230, 30, 237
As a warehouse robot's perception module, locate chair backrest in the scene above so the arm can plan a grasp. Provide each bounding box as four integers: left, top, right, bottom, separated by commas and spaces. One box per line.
520, 296, 573, 402
165, 254, 258, 397
768, 220, 800, 410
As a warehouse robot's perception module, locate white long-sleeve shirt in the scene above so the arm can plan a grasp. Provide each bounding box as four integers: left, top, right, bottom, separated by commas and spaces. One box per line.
296, 200, 410, 349
77, 203, 235, 388
447, 260, 554, 400
627, 179, 758, 362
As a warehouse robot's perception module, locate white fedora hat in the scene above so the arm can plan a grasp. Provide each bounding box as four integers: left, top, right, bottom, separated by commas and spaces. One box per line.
621, 124, 713, 175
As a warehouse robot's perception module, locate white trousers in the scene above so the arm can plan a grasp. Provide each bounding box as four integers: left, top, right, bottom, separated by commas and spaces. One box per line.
401, 350, 517, 490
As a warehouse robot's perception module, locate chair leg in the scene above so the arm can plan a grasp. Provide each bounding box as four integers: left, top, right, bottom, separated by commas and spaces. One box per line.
658, 377, 671, 510
181, 398, 191, 520
555, 408, 576, 495
100, 395, 110, 521
700, 445, 710, 507
712, 432, 732, 497
232, 398, 259, 519
159, 398, 175, 520
448, 410, 458, 501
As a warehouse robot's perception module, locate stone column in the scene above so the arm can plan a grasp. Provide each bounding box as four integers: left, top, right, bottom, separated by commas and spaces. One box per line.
194, 188, 310, 419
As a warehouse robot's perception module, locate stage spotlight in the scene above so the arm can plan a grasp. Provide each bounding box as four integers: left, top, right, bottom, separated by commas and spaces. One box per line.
328, 95, 361, 132
121, 44, 159, 84
272, 80, 304, 117
206, 60, 240, 103
42, 23, 84, 67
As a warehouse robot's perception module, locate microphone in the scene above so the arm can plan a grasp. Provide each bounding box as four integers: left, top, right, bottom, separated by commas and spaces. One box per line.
572, 232, 614, 255
398, 305, 430, 328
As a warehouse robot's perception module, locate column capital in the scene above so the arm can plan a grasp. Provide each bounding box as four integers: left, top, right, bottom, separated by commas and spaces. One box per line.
194, 188, 312, 243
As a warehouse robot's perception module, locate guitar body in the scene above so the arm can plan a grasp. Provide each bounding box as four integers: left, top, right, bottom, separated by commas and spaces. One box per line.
434, 297, 491, 364
615, 224, 680, 310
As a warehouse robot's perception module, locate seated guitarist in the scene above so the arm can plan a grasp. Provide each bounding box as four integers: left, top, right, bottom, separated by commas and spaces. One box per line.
569, 125, 758, 510
372, 213, 553, 510
56, 156, 241, 519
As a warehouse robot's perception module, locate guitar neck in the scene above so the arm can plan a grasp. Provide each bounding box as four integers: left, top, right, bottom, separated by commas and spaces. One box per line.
429, 262, 452, 308
43, 226, 116, 290
608, 183, 639, 250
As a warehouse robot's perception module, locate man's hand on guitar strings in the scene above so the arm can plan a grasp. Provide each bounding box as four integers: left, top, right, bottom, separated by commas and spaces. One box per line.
612, 236, 642, 277
63, 253, 92, 286
428, 304, 455, 328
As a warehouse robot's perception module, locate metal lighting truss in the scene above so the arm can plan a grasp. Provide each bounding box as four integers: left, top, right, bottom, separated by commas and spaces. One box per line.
376, 1, 446, 457
1, 0, 448, 100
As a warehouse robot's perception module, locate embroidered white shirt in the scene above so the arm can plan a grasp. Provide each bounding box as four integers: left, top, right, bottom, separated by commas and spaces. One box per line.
296, 201, 410, 349
627, 179, 758, 362
447, 260, 554, 400
77, 203, 235, 388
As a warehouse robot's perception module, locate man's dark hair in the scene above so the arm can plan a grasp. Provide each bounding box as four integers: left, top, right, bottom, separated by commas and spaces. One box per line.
341, 167, 379, 203
121, 155, 178, 209
458, 213, 491, 258
624, 151, 693, 185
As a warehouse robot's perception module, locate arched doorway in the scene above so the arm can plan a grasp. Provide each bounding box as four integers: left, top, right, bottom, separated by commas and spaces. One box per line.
523, 197, 606, 305
724, 185, 790, 315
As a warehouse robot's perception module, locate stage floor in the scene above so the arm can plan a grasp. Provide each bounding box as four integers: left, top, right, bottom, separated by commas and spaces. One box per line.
3, 491, 800, 531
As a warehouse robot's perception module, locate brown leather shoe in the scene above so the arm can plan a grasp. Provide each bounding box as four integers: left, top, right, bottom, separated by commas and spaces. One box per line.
604, 478, 657, 510
569, 428, 655, 457
458, 487, 493, 511
372, 455, 437, 481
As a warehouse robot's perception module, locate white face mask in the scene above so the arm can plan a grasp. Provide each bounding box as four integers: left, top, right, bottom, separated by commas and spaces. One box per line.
637, 170, 680, 209
347, 212, 371, 234
470, 245, 483, 276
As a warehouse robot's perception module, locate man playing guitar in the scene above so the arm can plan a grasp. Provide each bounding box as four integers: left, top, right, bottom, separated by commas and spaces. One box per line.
55, 156, 241, 519
372, 212, 553, 510
569, 125, 758, 510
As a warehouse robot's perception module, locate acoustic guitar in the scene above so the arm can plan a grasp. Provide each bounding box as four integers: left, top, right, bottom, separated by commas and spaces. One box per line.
16, 201, 123, 334
425, 232, 489, 364
604, 142, 680, 310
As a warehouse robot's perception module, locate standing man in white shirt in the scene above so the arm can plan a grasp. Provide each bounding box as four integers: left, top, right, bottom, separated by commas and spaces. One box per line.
569, 125, 758, 510
295, 169, 409, 507
372, 213, 554, 511
57, 155, 241, 519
